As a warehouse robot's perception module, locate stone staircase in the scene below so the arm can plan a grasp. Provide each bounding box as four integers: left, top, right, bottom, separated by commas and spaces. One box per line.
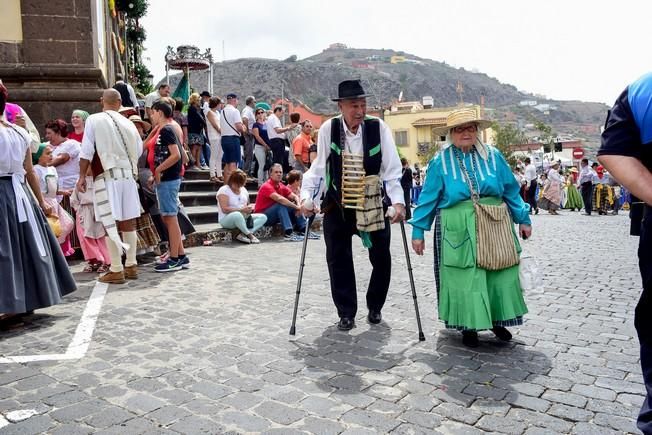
179, 169, 263, 246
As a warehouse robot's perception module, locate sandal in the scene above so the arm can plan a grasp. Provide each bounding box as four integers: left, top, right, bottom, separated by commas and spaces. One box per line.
96, 264, 110, 273
82, 264, 96, 273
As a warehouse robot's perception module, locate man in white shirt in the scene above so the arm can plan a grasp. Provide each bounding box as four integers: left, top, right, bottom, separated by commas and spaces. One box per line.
76, 89, 143, 285
241, 96, 256, 176
300, 80, 405, 331
266, 105, 296, 170
523, 157, 539, 214
221, 93, 245, 183
144, 84, 170, 121
200, 91, 211, 115
577, 158, 594, 215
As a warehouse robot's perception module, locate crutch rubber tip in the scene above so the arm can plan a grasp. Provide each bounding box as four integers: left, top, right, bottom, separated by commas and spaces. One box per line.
289, 326, 296, 335
418, 332, 426, 341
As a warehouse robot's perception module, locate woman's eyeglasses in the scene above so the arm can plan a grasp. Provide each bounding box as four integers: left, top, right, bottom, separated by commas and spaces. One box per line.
255, 111, 264, 115
453, 124, 478, 134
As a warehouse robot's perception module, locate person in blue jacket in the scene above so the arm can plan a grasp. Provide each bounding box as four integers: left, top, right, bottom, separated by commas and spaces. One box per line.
598, 72, 652, 434
409, 107, 533, 347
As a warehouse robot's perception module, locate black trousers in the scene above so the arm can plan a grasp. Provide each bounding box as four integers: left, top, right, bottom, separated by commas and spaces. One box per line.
581, 182, 593, 214
636, 206, 652, 434
527, 180, 538, 212
323, 208, 392, 319
270, 138, 285, 166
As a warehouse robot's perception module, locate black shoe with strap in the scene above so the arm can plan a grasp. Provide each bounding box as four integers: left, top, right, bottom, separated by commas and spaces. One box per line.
367, 310, 382, 324
491, 326, 513, 341
462, 330, 479, 348
337, 317, 355, 331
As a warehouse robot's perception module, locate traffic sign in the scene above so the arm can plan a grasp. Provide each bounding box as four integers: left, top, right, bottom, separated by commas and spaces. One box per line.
572, 148, 584, 159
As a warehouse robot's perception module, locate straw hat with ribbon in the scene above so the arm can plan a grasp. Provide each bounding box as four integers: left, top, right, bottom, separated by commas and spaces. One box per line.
432, 107, 492, 136
436, 107, 493, 160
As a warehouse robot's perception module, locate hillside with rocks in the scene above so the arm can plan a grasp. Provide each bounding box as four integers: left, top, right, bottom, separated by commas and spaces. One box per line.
169, 46, 609, 149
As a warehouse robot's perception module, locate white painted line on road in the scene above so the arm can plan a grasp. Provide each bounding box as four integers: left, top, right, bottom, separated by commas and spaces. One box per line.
0, 281, 108, 364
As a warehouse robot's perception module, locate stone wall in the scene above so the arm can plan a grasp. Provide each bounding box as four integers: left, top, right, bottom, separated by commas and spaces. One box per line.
0, 0, 109, 134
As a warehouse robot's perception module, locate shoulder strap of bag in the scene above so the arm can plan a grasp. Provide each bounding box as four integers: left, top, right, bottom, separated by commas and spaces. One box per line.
221, 108, 241, 137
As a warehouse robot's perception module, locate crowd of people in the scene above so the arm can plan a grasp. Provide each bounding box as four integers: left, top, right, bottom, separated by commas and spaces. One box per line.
514, 156, 627, 216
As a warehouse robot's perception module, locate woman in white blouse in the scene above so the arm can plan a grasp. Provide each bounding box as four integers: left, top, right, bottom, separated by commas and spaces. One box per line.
44, 119, 81, 194
0, 84, 76, 319
216, 169, 267, 244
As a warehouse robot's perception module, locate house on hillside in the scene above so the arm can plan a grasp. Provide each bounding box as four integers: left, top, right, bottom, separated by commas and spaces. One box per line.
383, 101, 492, 164
328, 43, 347, 50
390, 56, 406, 64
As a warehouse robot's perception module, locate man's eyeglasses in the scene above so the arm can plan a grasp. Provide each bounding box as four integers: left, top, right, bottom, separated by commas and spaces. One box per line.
452, 124, 478, 134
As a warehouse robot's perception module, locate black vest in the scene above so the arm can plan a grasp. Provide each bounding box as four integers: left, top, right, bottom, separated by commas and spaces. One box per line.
322, 116, 382, 211
113, 82, 134, 107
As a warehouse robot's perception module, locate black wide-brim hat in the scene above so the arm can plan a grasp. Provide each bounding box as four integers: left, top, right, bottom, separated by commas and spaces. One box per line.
332, 79, 370, 101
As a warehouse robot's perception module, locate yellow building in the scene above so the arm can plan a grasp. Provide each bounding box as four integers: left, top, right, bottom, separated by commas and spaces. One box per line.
390, 55, 406, 64
383, 103, 492, 165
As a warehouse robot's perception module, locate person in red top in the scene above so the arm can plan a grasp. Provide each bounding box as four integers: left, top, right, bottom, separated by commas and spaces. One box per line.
292, 120, 314, 173
254, 163, 307, 241
68, 110, 89, 142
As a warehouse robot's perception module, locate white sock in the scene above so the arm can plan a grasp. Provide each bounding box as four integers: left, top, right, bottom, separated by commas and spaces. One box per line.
107, 238, 124, 273
123, 231, 138, 267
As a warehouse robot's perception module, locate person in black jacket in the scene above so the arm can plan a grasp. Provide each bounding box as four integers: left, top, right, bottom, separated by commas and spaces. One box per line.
187, 93, 208, 170
400, 158, 413, 219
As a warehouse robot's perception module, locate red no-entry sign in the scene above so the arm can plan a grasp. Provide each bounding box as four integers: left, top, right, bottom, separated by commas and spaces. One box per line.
572, 148, 584, 159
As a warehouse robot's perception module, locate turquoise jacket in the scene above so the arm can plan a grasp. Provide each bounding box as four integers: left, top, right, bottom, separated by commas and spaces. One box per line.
409, 144, 531, 240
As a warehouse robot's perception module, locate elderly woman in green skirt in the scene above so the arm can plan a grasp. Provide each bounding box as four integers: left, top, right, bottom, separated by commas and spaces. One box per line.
409, 108, 533, 347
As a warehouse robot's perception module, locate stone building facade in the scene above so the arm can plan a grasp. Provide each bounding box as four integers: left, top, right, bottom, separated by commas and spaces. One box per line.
0, 0, 118, 134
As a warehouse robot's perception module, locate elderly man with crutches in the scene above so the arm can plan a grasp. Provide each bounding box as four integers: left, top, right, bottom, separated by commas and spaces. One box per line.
291, 80, 424, 340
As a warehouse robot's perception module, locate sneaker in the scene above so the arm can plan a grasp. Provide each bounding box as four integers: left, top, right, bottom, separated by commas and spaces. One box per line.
178, 256, 190, 269
154, 258, 182, 273
284, 233, 303, 242
235, 233, 251, 244
307, 231, 320, 240
249, 235, 260, 244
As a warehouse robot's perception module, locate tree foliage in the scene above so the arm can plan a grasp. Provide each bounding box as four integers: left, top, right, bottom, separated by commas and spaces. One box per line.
491, 122, 527, 167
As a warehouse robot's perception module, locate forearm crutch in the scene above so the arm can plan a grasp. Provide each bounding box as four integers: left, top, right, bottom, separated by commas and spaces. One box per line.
399, 220, 426, 341
289, 222, 311, 336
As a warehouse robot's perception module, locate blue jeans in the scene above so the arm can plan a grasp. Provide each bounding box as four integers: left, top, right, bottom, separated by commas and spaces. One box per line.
201, 142, 211, 166
263, 202, 306, 233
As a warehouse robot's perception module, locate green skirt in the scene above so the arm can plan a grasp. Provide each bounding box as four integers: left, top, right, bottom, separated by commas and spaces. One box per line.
437, 198, 528, 331
565, 184, 584, 210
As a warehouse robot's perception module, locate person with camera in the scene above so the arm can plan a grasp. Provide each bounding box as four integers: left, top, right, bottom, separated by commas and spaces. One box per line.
216, 169, 266, 244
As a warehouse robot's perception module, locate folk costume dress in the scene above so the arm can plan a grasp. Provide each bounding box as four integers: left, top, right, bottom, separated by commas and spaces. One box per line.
0, 123, 76, 313
409, 143, 531, 331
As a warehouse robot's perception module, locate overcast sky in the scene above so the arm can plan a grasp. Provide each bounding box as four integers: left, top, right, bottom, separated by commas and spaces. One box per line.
141, 0, 652, 105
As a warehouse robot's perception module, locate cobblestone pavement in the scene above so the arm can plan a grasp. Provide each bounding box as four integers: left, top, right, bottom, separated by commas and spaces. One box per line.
0, 211, 644, 434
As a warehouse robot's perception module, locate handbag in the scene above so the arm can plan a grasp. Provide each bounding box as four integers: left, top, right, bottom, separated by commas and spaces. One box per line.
263, 150, 274, 171
238, 211, 254, 229
455, 148, 519, 271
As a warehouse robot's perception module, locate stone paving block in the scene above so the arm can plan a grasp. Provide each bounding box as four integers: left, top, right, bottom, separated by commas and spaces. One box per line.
436, 420, 485, 435
462, 383, 509, 401
83, 406, 135, 428
540, 389, 588, 408
571, 422, 621, 435
396, 393, 440, 412
0, 367, 40, 386
547, 403, 593, 422
594, 376, 645, 394
0, 415, 56, 435
49, 423, 94, 435
365, 384, 407, 402
523, 428, 559, 435
616, 392, 645, 406
593, 412, 638, 433
122, 393, 166, 415
586, 398, 639, 418
399, 410, 442, 429
298, 395, 353, 419
299, 416, 346, 435
506, 408, 573, 433
50, 399, 109, 423
504, 392, 551, 413
475, 414, 527, 434
341, 409, 401, 433
181, 398, 228, 416
570, 383, 617, 401
254, 400, 307, 425
144, 405, 191, 426
220, 410, 271, 432
391, 422, 442, 434
431, 402, 482, 425
470, 398, 511, 416
168, 415, 226, 434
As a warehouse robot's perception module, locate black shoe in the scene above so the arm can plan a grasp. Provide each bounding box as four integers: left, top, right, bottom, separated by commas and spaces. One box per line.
337, 317, 355, 331
462, 331, 479, 348
535, 208, 539, 215
491, 326, 512, 341
367, 310, 382, 324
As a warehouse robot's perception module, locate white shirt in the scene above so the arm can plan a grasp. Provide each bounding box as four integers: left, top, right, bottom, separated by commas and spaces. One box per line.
0, 124, 30, 177
578, 165, 594, 185
524, 163, 537, 183
80, 111, 143, 173
221, 104, 242, 137
202, 101, 210, 115
144, 91, 161, 109
216, 185, 249, 220
241, 105, 255, 131
266, 113, 284, 140
206, 109, 221, 142
547, 168, 562, 183
300, 116, 404, 206
50, 138, 81, 190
